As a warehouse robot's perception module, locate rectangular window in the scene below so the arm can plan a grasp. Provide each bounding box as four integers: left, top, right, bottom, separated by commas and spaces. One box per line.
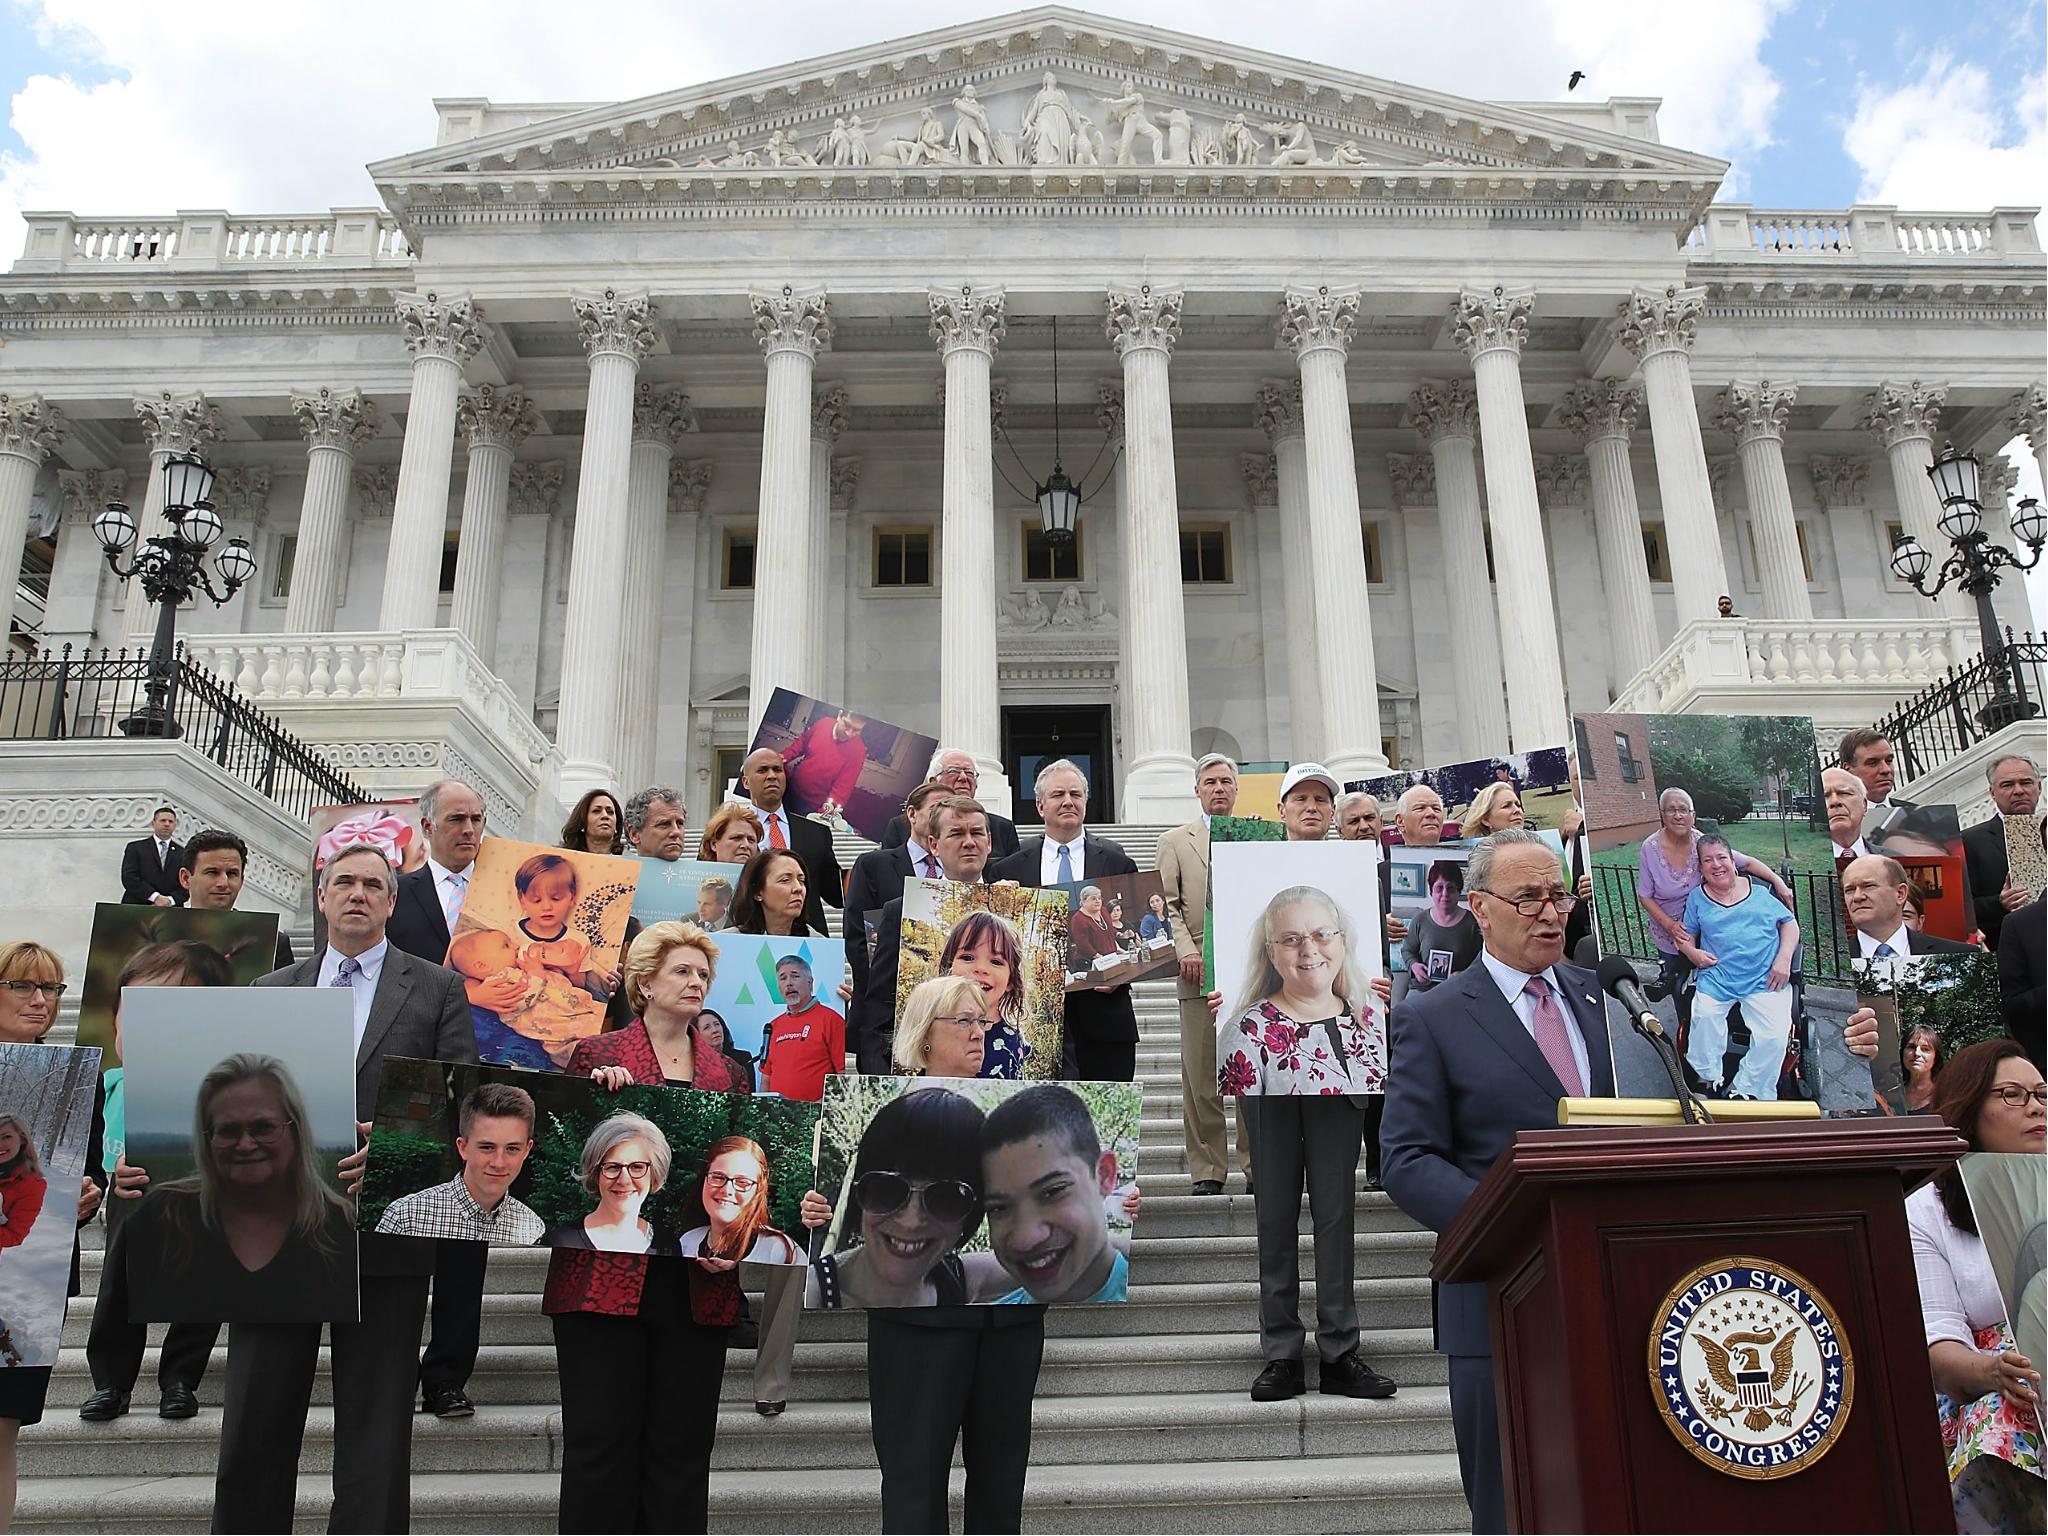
1022, 523, 1082, 583
1641, 526, 1672, 583
1746, 522, 1814, 583
1574, 718, 1596, 780
1179, 524, 1231, 584
1883, 520, 1905, 553
1483, 528, 1496, 584
1360, 520, 1385, 586
1615, 730, 1643, 784
438, 535, 459, 595
270, 536, 298, 601
874, 528, 933, 587
722, 529, 756, 591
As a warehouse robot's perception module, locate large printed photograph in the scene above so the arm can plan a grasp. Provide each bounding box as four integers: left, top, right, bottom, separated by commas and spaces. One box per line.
1048, 870, 1179, 992
0, 1043, 100, 1368
896, 880, 1069, 1081
747, 687, 941, 845
699, 933, 847, 1096
1352, 746, 1576, 839
810, 1074, 1141, 1308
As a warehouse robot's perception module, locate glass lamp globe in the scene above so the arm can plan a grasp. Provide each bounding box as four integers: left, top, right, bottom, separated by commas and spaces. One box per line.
92, 501, 137, 553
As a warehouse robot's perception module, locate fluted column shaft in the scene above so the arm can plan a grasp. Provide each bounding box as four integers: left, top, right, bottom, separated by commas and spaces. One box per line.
381, 291, 484, 631
1281, 286, 1386, 779
0, 393, 63, 635
748, 285, 832, 728
1108, 284, 1198, 819
556, 288, 657, 799
1408, 381, 1508, 755
1716, 381, 1812, 621
285, 387, 378, 634
1866, 380, 1971, 620
1455, 287, 1568, 751
615, 387, 694, 789
123, 393, 222, 650
1619, 286, 1729, 626
1257, 381, 1323, 758
1561, 381, 1660, 690
808, 386, 847, 694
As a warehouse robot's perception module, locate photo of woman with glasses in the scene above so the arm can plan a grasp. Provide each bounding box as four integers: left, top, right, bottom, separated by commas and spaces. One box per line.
123, 1052, 355, 1324
542, 1114, 680, 1256
893, 976, 993, 1079
1219, 885, 1387, 1096
677, 1135, 800, 1265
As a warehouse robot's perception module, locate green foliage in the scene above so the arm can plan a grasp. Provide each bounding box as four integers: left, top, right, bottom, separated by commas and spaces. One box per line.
898, 883, 1069, 1078
1646, 713, 1820, 828
1859, 952, 2007, 1059
359, 1129, 454, 1229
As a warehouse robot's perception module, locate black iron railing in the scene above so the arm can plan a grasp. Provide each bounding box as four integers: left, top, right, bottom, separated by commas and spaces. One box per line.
1588, 862, 1855, 989
1877, 629, 2047, 783
0, 643, 365, 818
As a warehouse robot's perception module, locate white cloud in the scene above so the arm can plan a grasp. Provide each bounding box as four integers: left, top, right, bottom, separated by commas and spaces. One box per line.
1843, 52, 2048, 210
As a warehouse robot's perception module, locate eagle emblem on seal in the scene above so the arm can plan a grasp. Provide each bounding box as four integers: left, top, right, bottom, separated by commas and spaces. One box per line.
1695, 1326, 1808, 1432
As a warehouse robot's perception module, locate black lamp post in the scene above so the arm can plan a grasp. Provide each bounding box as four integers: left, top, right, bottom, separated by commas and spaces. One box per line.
1888, 442, 2046, 732
94, 451, 257, 737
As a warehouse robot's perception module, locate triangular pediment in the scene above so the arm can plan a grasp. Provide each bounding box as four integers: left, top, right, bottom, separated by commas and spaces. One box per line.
371, 6, 1723, 192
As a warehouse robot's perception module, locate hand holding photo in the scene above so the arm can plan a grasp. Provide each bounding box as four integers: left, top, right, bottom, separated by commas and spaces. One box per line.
0, 1043, 100, 1369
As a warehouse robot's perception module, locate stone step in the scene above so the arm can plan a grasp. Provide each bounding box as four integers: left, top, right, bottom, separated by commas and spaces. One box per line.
17, 1449, 1470, 1533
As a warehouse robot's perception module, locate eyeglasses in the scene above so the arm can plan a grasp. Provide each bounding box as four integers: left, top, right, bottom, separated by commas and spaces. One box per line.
599, 1160, 654, 1181
705, 1171, 758, 1194
854, 1170, 978, 1225
209, 1117, 294, 1146
1477, 889, 1580, 917
1993, 1085, 2048, 1108
934, 1012, 989, 1031
1, 981, 66, 1000
1268, 928, 1342, 953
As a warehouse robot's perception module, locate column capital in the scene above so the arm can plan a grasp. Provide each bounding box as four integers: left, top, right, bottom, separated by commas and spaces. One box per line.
1105, 283, 1182, 359
1253, 377, 1304, 444
926, 284, 1002, 359
2004, 382, 2045, 451
1385, 451, 1436, 506
1277, 284, 1359, 359
1617, 285, 1706, 362
753, 283, 834, 360
1534, 453, 1589, 508
0, 391, 63, 464
1713, 379, 1797, 447
209, 466, 272, 519
1556, 378, 1643, 444
1240, 451, 1279, 507
668, 457, 713, 516
811, 383, 850, 443
352, 464, 399, 520
1452, 285, 1533, 359
574, 287, 659, 364
395, 289, 486, 363
291, 386, 380, 451
1981, 453, 2020, 513
457, 384, 538, 452
1095, 381, 1125, 441
1807, 455, 1870, 508
1406, 379, 1479, 445
632, 383, 698, 449
134, 390, 222, 456
830, 455, 864, 512
510, 461, 566, 518
59, 469, 126, 526
1862, 379, 1947, 450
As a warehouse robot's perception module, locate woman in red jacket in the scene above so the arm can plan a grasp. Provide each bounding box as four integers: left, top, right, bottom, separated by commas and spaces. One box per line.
0, 1116, 48, 1257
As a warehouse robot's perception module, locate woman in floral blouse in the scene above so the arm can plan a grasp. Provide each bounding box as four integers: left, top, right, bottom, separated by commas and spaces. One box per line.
1219, 885, 1386, 1097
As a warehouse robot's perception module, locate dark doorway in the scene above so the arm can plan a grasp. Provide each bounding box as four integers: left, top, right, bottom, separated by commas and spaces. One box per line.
1002, 705, 1115, 826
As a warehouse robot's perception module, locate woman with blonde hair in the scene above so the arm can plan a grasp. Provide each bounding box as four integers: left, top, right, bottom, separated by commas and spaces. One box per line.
1462, 782, 1525, 837
1219, 886, 1385, 1096
893, 975, 992, 1079
567, 920, 744, 1093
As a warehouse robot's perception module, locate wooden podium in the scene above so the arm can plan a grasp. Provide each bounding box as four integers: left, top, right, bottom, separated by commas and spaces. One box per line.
1434, 1119, 1966, 1533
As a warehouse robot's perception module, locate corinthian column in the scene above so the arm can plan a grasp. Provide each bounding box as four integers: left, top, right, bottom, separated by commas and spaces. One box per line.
614, 385, 696, 790
1107, 283, 1199, 819
449, 385, 536, 661
1407, 379, 1508, 754
930, 284, 1008, 796
1865, 380, 1971, 619
556, 287, 658, 800
0, 393, 63, 636
1255, 378, 1323, 758
381, 290, 485, 631
1713, 380, 1812, 621
808, 385, 848, 693
1280, 286, 1386, 779
2005, 383, 2045, 490
1558, 380, 1659, 690
748, 284, 833, 728
1453, 287, 1567, 751
286, 387, 380, 634
1618, 285, 1729, 626
124, 392, 223, 651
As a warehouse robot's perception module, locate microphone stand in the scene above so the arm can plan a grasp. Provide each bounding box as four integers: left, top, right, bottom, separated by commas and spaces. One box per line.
1630, 1011, 1713, 1126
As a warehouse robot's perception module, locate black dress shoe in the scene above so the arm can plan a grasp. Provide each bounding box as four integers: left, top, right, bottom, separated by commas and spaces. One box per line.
755, 1400, 787, 1417
1318, 1351, 1397, 1399
1249, 1359, 1305, 1402
158, 1384, 199, 1420
1190, 1179, 1224, 1196
421, 1386, 474, 1419
1243, 1178, 1255, 1196
1361, 1171, 1382, 1191
78, 1388, 130, 1422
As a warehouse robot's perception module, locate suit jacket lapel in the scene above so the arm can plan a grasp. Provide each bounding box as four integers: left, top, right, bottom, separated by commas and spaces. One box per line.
1456, 965, 1570, 1101
358, 948, 415, 1073
409, 874, 451, 953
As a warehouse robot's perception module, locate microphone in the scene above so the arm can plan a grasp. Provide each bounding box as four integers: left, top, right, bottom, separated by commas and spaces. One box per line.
1596, 954, 1712, 1125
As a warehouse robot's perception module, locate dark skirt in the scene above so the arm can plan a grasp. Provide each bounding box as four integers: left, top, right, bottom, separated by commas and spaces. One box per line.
0, 1365, 53, 1426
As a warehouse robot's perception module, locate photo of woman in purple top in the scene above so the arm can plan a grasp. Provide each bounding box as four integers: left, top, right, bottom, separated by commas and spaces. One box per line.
1634, 787, 1796, 1024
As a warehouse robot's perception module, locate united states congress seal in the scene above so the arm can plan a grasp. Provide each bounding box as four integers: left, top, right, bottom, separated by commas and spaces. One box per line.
1647, 1256, 1854, 1480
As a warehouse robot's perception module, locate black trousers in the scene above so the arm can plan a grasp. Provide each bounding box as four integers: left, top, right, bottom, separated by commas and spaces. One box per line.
1071, 1034, 1137, 1083
1244, 1096, 1364, 1364
86, 1214, 220, 1394
1450, 1352, 1508, 1535
1362, 1092, 1384, 1181
212, 1272, 430, 1534
867, 1312, 1045, 1534
418, 1238, 486, 1394
550, 1263, 728, 1535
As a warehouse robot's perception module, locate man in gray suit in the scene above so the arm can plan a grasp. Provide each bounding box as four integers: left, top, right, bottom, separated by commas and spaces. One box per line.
220, 843, 473, 1532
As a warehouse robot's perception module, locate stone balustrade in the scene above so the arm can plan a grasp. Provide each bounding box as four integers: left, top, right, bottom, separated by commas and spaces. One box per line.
1686, 204, 2040, 261
14, 208, 413, 272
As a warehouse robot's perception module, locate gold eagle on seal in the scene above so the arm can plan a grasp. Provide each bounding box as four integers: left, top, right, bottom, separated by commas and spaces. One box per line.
1695, 1327, 1809, 1432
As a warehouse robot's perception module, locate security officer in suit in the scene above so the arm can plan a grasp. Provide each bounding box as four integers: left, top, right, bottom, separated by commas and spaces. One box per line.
119, 805, 184, 905
736, 749, 841, 937
1962, 752, 2042, 951
877, 747, 1022, 860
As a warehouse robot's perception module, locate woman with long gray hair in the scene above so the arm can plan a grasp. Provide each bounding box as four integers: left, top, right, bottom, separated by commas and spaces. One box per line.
1219, 885, 1385, 1096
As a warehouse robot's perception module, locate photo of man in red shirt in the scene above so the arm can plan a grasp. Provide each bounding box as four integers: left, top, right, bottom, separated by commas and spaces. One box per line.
759, 953, 845, 1103
783, 710, 869, 823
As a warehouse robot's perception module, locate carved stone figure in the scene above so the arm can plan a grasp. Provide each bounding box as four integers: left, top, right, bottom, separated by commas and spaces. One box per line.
839, 115, 873, 166
1190, 125, 1223, 166
1328, 139, 1369, 167
1001, 589, 1051, 631
1073, 113, 1104, 167
714, 139, 759, 169
763, 128, 816, 168
1020, 72, 1078, 165
1163, 107, 1194, 166
881, 107, 958, 167
1263, 119, 1318, 167
1049, 585, 1089, 627
1220, 113, 1263, 166
951, 84, 995, 165
1101, 83, 1166, 165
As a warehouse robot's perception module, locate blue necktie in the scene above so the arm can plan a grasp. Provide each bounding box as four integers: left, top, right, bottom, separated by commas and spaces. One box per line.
1873, 942, 1895, 960
331, 956, 359, 988
1056, 841, 1074, 884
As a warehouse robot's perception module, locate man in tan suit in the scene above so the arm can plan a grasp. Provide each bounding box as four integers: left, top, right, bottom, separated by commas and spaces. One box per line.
1157, 752, 1251, 1194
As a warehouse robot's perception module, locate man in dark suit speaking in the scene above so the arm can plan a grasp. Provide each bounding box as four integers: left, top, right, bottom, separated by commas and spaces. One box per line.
1380, 828, 1616, 1534
877, 747, 1022, 860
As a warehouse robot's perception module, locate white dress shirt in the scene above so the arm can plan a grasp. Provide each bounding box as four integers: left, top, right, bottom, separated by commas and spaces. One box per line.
1040, 832, 1085, 885
1856, 920, 1913, 960
1831, 836, 1869, 861
318, 939, 389, 1056
749, 801, 794, 848
426, 856, 471, 932
1478, 948, 1593, 1092
905, 837, 940, 880
1906, 1182, 2002, 1351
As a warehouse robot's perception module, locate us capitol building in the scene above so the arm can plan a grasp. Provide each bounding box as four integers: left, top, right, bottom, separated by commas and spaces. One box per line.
2, 5, 2041, 834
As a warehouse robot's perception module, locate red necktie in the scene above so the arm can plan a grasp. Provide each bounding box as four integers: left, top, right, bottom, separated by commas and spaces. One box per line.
921, 855, 938, 879
1523, 975, 1585, 1096
768, 815, 787, 850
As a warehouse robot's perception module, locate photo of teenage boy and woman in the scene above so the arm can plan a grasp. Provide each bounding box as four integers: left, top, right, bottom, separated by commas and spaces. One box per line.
362, 1058, 816, 1263
115, 988, 359, 1325
446, 839, 641, 1070
1050, 871, 1180, 992
0, 1042, 100, 1368
896, 881, 1069, 1080
748, 687, 941, 845
807, 1074, 1140, 1308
